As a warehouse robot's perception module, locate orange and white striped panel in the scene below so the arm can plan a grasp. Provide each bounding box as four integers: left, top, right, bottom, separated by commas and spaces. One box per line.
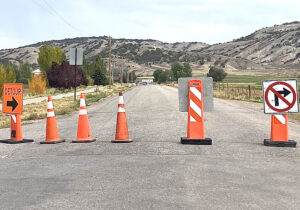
79, 97, 87, 115
47, 99, 55, 117
118, 93, 125, 113
189, 86, 202, 122
274, 114, 286, 124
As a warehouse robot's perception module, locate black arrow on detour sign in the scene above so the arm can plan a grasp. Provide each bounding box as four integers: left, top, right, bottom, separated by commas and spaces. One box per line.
274, 88, 291, 106
6, 97, 18, 111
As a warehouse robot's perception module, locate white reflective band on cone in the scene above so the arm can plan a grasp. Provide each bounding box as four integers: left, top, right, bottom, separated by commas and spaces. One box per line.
47, 111, 55, 117
80, 98, 86, 107
190, 87, 202, 101
275, 114, 286, 124
48, 101, 54, 109
118, 107, 125, 112
190, 115, 196, 122
119, 96, 124, 104
11, 114, 16, 123
79, 109, 87, 115
190, 99, 202, 118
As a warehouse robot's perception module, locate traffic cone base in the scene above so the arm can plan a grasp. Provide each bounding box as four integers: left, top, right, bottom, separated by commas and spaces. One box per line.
0, 115, 33, 144
264, 139, 297, 147
264, 114, 297, 147
0, 139, 34, 144
40, 139, 66, 144
181, 137, 212, 145
112, 139, 132, 143
72, 139, 96, 143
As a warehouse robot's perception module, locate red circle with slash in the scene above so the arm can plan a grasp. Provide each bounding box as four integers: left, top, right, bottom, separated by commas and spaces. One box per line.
265, 81, 296, 112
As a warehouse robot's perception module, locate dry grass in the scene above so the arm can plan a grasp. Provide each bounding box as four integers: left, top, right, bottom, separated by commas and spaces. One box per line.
0, 83, 134, 128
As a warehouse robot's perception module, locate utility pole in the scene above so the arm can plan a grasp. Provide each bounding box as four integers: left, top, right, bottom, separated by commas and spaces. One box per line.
108, 36, 112, 88
127, 69, 130, 83
121, 61, 124, 85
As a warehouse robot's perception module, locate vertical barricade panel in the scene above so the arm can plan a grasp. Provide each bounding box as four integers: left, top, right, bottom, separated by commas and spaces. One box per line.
181, 80, 212, 145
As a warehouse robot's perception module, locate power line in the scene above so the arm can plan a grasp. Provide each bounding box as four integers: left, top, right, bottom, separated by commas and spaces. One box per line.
32, 0, 84, 36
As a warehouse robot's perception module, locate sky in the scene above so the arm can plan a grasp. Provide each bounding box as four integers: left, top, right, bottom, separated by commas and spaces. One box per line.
0, 0, 299, 50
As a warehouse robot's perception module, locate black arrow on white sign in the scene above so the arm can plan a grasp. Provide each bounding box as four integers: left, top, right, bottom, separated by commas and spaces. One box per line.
274, 88, 291, 106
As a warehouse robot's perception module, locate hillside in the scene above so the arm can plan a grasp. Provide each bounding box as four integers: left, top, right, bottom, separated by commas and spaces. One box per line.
0, 21, 300, 76
199, 21, 300, 73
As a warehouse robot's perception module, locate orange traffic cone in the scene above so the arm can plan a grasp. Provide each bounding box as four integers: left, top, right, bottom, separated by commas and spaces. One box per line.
40, 96, 65, 144
181, 80, 212, 145
264, 114, 296, 147
72, 93, 95, 143
112, 92, 132, 143
0, 114, 34, 144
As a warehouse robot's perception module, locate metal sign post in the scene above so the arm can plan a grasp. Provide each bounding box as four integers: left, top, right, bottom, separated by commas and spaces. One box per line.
70, 48, 83, 101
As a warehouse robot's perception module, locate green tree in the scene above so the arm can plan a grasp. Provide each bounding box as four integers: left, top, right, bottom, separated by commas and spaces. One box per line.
171, 62, 182, 80
153, 69, 163, 82
165, 70, 175, 81
5, 64, 16, 83
0, 65, 6, 96
14, 62, 32, 84
158, 71, 167, 84
171, 62, 192, 80
38, 45, 66, 78
92, 56, 107, 85
183, 63, 192, 77
0, 64, 16, 96
207, 66, 227, 82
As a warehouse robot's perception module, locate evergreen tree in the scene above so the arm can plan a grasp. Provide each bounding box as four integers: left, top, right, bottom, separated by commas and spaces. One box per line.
15, 62, 32, 84
92, 56, 107, 85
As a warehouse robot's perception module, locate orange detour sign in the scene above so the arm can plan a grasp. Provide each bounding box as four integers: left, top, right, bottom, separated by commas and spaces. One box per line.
2, 83, 23, 114
72, 93, 96, 143
181, 80, 212, 145
112, 92, 132, 143
40, 96, 65, 144
0, 83, 33, 144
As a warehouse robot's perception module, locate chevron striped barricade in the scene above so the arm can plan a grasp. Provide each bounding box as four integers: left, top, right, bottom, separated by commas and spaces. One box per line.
179, 78, 213, 145
263, 80, 298, 147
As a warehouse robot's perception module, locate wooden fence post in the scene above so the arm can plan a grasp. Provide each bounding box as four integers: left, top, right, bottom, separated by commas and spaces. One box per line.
248, 85, 251, 97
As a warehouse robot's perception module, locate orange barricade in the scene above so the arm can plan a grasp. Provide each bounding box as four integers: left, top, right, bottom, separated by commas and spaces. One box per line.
181, 80, 212, 145
264, 114, 296, 147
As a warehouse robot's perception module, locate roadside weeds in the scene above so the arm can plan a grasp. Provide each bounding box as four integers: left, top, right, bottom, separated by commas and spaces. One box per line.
0, 84, 133, 128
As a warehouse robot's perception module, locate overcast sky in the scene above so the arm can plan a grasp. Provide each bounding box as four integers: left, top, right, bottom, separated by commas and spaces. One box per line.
0, 0, 299, 50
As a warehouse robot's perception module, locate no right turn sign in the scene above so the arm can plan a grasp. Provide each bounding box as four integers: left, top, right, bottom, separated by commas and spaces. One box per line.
263, 80, 299, 114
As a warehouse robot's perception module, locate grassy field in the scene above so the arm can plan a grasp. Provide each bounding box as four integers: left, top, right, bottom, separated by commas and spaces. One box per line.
0, 84, 133, 128
0, 85, 99, 103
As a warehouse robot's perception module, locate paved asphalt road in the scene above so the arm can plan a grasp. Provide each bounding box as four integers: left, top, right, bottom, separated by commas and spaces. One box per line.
0, 85, 300, 210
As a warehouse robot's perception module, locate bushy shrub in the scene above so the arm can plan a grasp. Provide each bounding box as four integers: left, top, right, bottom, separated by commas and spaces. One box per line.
207, 66, 227, 82
28, 75, 46, 94
47, 61, 88, 89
